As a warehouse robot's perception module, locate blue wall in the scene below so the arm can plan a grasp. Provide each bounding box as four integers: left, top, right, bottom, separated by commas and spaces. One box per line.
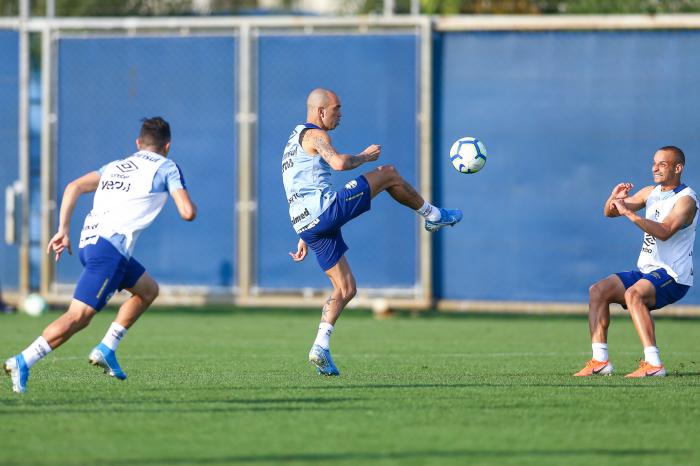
0, 30, 19, 290
435, 30, 700, 303
255, 34, 420, 291
56, 36, 237, 288
47, 29, 700, 305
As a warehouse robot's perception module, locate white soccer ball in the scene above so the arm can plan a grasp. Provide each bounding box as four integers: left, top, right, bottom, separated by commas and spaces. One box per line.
449, 136, 487, 174
22, 293, 48, 317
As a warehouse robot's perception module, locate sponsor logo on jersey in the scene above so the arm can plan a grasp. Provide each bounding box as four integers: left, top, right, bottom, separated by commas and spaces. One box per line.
345, 180, 357, 190
298, 218, 320, 232
282, 158, 294, 173
642, 234, 656, 253
116, 160, 139, 172
134, 152, 161, 162
283, 146, 297, 160
291, 208, 311, 225
100, 180, 131, 192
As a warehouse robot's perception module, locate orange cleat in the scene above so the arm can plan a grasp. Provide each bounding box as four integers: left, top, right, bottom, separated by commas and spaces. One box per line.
574, 359, 614, 376
624, 361, 666, 378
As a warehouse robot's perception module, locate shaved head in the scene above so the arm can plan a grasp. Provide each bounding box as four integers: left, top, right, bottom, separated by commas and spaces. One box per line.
306, 88, 335, 111
659, 145, 685, 166
305, 88, 342, 131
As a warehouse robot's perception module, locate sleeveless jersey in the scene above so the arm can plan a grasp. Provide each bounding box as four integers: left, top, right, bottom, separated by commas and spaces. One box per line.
78, 151, 173, 257
282, 124, 337, 233
637, 184, 698, 286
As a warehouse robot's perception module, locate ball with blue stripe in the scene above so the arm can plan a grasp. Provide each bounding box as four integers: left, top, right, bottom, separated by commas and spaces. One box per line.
449, 136, 487, 174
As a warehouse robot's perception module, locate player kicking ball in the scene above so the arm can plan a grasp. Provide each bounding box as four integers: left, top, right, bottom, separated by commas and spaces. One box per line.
575, 146, 696, 378
284, 88, 462, 376
3, 117, 196, 393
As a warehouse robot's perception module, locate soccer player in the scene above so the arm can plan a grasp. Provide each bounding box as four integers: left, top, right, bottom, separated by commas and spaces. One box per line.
285, 88, 462, 376
3, 117, 196, 393
575, 146, 697, 378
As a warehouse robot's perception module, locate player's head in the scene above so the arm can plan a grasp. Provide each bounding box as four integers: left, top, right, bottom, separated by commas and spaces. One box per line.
137, 117, 171, 156
653, 145, 685, 185
306, 88, 342, 131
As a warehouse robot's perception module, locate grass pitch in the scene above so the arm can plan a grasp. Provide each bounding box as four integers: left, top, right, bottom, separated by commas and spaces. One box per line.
0, 307, 698, 466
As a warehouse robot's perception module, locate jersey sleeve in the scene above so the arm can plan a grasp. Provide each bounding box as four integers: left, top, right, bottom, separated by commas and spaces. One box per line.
150, 160, 186, 194
97, 164, 109, 176
163, 160, 186, 194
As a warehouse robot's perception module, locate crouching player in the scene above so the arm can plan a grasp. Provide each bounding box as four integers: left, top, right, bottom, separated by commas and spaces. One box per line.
575, 146, 696, 378
3, 117, 196, 393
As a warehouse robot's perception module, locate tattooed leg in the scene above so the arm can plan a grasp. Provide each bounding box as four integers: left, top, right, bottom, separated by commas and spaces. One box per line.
321, 296, 340, 324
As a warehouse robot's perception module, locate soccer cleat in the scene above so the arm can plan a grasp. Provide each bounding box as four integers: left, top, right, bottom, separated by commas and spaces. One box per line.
88, 343, 127, 380
624, 361, 666, 378
573, 359, 614, 376
3, 354, 29, 394
425, 208, 463, 232
308, 344, 340, 376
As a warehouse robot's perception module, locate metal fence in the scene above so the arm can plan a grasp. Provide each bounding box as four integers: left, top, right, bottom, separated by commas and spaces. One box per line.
3, 13, 700, 314
31, 16, 432, 309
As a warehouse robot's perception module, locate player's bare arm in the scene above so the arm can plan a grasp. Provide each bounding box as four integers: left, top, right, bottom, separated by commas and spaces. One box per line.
171, 188, 197, 221
612, 195, 697, 241
604, 184, 652, 217
47, 171, 100, 262
304, 129, 380, 171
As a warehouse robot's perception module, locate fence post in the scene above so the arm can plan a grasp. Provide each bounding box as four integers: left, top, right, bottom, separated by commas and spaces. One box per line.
237, 23, 255, 302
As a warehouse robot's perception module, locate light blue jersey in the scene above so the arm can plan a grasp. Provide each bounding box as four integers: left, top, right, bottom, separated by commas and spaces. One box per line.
282, 123, 337, 233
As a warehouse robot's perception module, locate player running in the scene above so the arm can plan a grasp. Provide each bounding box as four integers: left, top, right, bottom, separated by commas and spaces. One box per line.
575, 146, 697, 378
3, 117, 196, 393
285, 88, 462, 376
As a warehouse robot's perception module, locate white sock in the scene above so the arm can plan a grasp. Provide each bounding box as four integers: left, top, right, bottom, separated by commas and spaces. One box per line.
101, 322, 128, 351
592, 342, 608, 362
313, 323, 334, 350
20, 336, 52, 369
416, 201, 441, 222
644, 346, 662, 366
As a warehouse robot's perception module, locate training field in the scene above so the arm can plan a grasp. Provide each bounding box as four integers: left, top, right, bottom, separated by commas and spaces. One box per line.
1, 307, 698, 466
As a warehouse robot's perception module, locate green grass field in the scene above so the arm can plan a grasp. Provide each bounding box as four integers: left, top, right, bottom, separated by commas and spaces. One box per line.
0, 307, 698, 466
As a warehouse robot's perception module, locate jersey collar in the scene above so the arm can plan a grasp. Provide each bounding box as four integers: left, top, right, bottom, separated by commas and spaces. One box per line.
673, 183, 687, 194
304, 123, 322, 129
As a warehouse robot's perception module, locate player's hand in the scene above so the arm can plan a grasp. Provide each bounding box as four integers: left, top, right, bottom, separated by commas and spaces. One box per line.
611, 182, 633, 200
361, 144, 381, 162
611, 199, 631, 216
289, 239, 307, 262
46, 230, 72, 262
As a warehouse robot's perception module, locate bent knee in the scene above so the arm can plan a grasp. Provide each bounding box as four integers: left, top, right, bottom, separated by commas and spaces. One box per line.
340, 285, 357, 303
624, 287, 640, 302
67, 303, 96, 327
377, 164, 400, 180
137, 282, 159, 304
146, 282, 159, 302
589, 282, 608, 302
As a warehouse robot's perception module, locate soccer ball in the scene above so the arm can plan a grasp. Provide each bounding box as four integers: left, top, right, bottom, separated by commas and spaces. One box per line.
449, 137, 487, 174
22, 293, 48, 317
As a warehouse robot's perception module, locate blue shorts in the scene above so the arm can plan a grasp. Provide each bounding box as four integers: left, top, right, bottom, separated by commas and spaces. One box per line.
615, 268, 690, 310
74, 237, 146, 311
299, 175, 372, 271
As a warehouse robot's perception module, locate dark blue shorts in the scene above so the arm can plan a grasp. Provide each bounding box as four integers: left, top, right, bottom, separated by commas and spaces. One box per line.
73, 237, 146, 311
615, 268, 690, 310
299, 175, 372, 271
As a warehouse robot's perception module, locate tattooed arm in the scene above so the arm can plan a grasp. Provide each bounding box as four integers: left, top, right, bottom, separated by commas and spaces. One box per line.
304, 129, 381, 171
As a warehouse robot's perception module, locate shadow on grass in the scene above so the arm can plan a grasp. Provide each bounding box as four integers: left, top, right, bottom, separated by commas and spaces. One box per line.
1, 447, 690, 466
223, 380, 686, 391
0, 396, 369, 415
